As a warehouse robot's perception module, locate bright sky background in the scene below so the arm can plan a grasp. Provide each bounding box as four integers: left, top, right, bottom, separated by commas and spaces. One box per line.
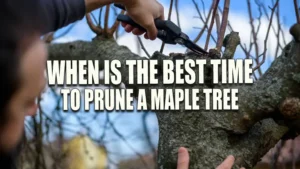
34, 0, 298, 168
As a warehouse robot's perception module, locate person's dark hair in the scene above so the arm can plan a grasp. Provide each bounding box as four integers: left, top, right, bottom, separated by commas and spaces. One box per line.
0, 0, 43, 125
0, 0, 43, 168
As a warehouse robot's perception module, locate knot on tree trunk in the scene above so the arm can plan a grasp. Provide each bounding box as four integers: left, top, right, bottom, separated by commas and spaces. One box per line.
280, 97, 300, 120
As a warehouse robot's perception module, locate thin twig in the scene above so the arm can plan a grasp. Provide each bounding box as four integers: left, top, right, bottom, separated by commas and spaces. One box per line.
137, 36, 151, 58
110, 10, 125, 35
247, 0, 262, 76
200, 0, 207, 19
294, 0, 300, 23
160, 0, 174, 53
193, 0, 214, 43
167, 0, 174, 25
107, 114, 151, 169
280, 24, 287, 46
98, 8, 103, 27
175, 0, 180, 28
216, 0, 230, 51
142, 112, 157, 169
274, 2, 281, 58
255, 6, 263, 41
136, 36, 142, 55
104, 5, 110, 32
204, 0, 220, 50
90, 13, 99, 25
253, 0, 279, 71
215, 10, 221, 35
258, 0, 285, 49
86, 14, 102, 35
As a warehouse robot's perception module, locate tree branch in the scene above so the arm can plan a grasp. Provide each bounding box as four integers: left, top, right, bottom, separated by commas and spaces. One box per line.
253, 0, 279, 72
160, 0, 174, 53
294, 0, 300, 24
216, 0, 230, 51
104, 5, 110, 32
192, 0, 214, 43
205, 0, 220, 50
86, 14, 102, 35
109, 10, 125, 36
247, 0, 263, 77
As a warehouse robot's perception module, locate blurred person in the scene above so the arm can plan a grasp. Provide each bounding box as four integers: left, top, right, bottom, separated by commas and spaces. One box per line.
0, 0, 163, 168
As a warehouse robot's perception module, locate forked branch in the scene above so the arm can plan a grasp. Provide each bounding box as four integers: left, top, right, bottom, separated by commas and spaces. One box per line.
253, 0, 279, 71
86, 6, 124, 38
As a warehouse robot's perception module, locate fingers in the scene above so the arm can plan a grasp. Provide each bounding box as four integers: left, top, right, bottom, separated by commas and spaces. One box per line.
123, 20, 157, 38
144, 33, 149, 39
125, 24, 134, 33
123, 23, 145, 36
132, 28, 144, 36
177, 147, 190, 169
120, 0, 165, 40
121, 22, 127, 28
216, 155, 235, 169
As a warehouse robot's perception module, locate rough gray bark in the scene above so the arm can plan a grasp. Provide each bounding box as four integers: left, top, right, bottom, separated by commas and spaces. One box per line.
48, 29, 300, 168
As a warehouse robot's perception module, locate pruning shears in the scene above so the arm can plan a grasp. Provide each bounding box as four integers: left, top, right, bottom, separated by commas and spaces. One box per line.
114, 4, 208, 55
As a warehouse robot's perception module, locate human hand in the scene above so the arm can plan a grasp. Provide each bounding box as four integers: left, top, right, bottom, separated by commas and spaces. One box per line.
177, 147, 190, 169
216, 155, 245, 169
176, 147, 245, 169
117, 0, 164, 40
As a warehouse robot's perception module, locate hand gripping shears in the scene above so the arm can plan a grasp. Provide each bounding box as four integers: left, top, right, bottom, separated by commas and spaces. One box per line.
114, 4, 208, 55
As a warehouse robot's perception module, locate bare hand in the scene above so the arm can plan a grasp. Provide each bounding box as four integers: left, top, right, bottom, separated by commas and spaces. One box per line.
118, 0, 164, 40
176, 147, 245, 169
216, 155, 245, 169
177, 147, 190, 169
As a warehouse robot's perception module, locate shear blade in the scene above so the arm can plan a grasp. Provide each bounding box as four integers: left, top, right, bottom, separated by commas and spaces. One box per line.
183, 39, 208, 54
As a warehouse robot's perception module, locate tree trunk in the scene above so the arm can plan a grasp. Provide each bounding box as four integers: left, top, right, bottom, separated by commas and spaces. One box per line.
48, 32, 300, 168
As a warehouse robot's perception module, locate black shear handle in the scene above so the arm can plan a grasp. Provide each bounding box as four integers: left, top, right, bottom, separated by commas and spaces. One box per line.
114, 4, 165, 32
117, 14, 146, 32
117, 14, 166, 32
118, 14, 178, 44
